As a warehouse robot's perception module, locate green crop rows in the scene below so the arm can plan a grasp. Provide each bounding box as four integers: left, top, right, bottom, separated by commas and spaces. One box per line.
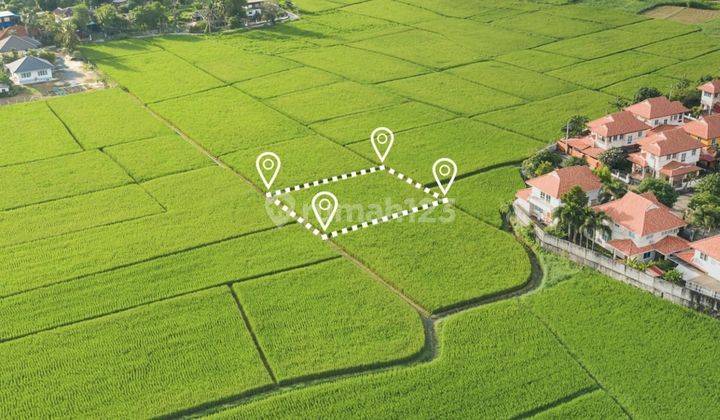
3, 0, 720, 417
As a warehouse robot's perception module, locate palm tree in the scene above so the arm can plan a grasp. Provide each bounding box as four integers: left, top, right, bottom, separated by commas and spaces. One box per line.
554, 203, 585, 244
591, 211, 611, 252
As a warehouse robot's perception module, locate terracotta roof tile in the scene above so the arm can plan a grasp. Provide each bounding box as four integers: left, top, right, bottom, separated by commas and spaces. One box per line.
682, 114, 720, 140
636, 127, 703, 156
691, 234, 720, 261
587, 111, 651, 137
526, 166, 602, 199
698, 79, 720, 94
659, 161, 701, 177
625, 96, 689, 120
593, 191, 686, 236
516, 187, 532, 201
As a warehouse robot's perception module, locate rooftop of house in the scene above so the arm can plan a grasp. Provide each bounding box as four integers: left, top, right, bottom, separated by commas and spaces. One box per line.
0, 34, 40, 52
5, 55, 53, 74
0, 11, 18, 18
625, 96, 689, 120
683, 114, 720, 140
691, 234, 720, 261
593, 191, 687, 237
525, 165, 602, 199
587, 110, 651, 137
0, 24, 29, 40
636, 127, 703, 156
698, 79, 720, 94
607, 235, 690, 257
659, 161, 701, 177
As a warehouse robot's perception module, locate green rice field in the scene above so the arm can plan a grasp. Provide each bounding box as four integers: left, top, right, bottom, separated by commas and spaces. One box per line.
3, 0, 720, 417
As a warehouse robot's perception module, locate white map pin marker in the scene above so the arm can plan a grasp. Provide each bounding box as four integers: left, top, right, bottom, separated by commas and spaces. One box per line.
370, 127, 394, 162
433, 158, 457, 196
256, 152, 281, 190
311, 191, 338, 231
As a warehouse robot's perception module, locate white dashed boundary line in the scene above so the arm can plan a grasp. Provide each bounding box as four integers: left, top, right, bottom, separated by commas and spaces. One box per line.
267, 165, 446, 240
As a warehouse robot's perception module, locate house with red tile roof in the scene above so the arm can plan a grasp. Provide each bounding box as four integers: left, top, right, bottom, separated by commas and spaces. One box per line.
627, 127, 704, 188
624, 96, 689, 128
698, 79, 720, 113
672, 235, 720, 292
514, 166, 602, 224
592, 191, 689, 260
682, 113, 720, 169
557, 111, 651, 169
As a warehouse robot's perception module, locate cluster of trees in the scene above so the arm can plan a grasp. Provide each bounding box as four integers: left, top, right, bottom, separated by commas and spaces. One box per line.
688, 173, 720, 235
553, 186, 611, 250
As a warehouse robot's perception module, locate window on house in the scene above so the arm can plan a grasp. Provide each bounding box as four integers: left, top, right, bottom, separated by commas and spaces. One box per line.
19, 72, 31, 78
643, 251, 653, 259
540, 192, 551, 202
692, 149, 698, 156
38, 70, 47, 76
627, 136, 632, 144
681, 153, 686, 162
671, 153, 677, 159
629, 231, 635, 239
699, 252, 708, 261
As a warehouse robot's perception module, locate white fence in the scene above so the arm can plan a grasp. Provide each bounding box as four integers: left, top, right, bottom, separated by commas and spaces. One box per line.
531, 224, 696, 307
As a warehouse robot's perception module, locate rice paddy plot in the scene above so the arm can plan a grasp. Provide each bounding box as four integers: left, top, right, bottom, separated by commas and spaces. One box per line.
234, 66, 341, 99
656, 49, 720, 81
0, 225, 335, 340
476, 89, 615, 143
234, 258, 425, 381
0, 167, 273, 295
309, 101, 455, 145
537, 28, 664, 60
78, 38, 159, 61
349, 118, 542, 184
0, 101, 79, 167
0, 184, 164, 248
448, 61, 579, 101
636, 32, 720, 60
150, 86, 309, 155
104, 135, 213, 182
414, 18, 554, 58
491, 10, 609, 39
282, 45, 429, 83
381, 72, 525, 115
294, 0, 341, 13
342, 0, 441, 24
527, 272, 720, 418
620, 18, 698, 39
334, 207, 531, 313
275, 169, 433, 233
532, 389, 627, 419
47, 88, 172, 148
214, 299, 593, 418
266, 81, 402, 124
0, 150, 132, 211
223, 135, 371, 192
449, 166, 525, 228
547, 51, 678, 89
494, 49, 581, 73
541, 4, 645, 26
349, 29, 486, 69
94, 51, 224, 103
306, 10, 402, 42
149, 35, 301, 83
0, 288, 272, 418
601, 73, 680, 100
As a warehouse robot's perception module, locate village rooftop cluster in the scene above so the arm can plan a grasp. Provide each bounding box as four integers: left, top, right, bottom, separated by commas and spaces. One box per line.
514, 80, 720, 299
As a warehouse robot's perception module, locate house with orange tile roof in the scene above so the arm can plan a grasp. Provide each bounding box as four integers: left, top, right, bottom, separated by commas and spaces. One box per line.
514, 166, 602, 225
625, 96, 689, 128
675, 234, 720, 282
557, 110, 652, 169
627, 127, 704, 188
592, 191, 689, 261
698, 79, 720, 113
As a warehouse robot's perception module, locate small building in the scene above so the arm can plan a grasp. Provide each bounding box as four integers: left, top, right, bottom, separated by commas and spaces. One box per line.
0, 83, 9, 93
0, 11, 20, 29
698, 79, 720, 113
5, 55, 53, 85
624, 96, 689, 128
0, 34, 41, 53
514, 166, 602, 225
683, 113, 720, 150
593, 191, 688, 261
558, 111, 651, 169
628, 127, 704, 188
677, 235, 720, 281
245, 0, 264, 19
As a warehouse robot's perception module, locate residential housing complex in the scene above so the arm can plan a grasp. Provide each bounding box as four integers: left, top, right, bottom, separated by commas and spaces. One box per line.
699, 79, 720, 113
515, 166, 602, 224
629, 128, 704, 188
